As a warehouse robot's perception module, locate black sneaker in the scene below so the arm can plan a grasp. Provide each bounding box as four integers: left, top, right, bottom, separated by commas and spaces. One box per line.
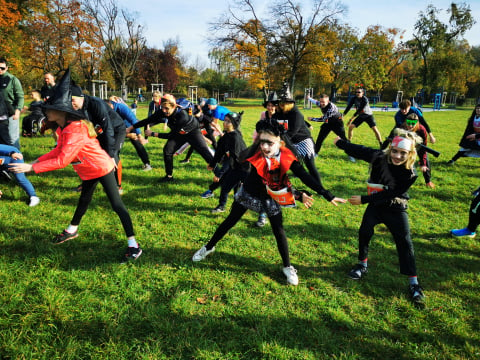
409, 284, 425, 305
348, 264, 368, 280
52, 229, 78, 244
1, 170, 13, 181
159, 176, 174, 183
122, 245, 143, 262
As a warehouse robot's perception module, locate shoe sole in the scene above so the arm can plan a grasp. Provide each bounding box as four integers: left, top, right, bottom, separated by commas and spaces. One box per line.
53, 233, 78, 245
451, 233, 476, 238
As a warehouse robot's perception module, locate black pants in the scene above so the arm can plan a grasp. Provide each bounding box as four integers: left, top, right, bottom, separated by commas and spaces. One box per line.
421, 157, 432, 184
129, 137, 150, 165
467, 193, 480, 232
113, 126, 126, 186
315, 120, 346, 154
205, 201, 291, 267
71, 170, 134, 237
358, 204, 417, 276
163, 129, 213, 176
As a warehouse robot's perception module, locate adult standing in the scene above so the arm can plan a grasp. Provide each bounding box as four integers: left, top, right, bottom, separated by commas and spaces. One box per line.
0, 57, 24, 149
129, 94, 214, 182
344, 88, 383, 156
40, 72, 56, 101
307, 93, 347, 155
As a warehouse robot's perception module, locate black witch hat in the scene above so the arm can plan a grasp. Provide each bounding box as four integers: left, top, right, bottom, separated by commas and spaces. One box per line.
279, 81, 294, 103
262, 91, 279, 108
42, 68, 85, 119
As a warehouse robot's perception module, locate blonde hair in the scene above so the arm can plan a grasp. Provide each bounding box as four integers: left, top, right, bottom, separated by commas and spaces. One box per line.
279, 102, 294, 113
81, 120, 98, 138
152, 90, 161, 98
385, 132, 417, 169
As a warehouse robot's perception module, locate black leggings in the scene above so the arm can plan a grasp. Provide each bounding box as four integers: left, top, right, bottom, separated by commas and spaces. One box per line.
467, 193, 480, 232
358, 204, 416, 276
129, 137, 150, 165
205, 201, 291, 267
71, 170, 134, 237
163, 129, 214, 176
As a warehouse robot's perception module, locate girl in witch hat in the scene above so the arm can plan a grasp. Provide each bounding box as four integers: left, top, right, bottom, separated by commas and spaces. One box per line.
9, 69, 142, 262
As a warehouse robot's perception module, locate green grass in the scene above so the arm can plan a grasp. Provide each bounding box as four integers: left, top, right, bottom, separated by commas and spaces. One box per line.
0, 102, 479, 359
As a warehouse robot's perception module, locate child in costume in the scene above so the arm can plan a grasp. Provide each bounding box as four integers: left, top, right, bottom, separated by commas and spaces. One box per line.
334, 133, 425, 305
9, 69, 142, 262
192, 120, 346, 286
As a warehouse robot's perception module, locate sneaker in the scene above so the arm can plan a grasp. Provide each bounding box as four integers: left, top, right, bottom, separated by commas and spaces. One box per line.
255, 214, 267, 227
211, 206, 225, 214
348, 264, 368, 280
192, 246, 215, 262
201, 189, 214, 198
159, 175, 174, 183
29, 196, 40, 207
180, 159, 190, 164
282, 266, 299, 286
409, 283, 425, 305
122, 245, 143, 262
52, 229, 78, 244
142, 164, 153, 171
446, 160, 455, 166
450, 227, 476, 238
348, 156, 356, 163
118, 186, 124, 195
426, 182, 435, 189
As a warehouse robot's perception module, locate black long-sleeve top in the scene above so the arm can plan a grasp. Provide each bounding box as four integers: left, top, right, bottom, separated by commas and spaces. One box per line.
336, 139, 417, 208
343, 96, 372, 116
210, 130, 246, 170
134, 108, 198, 135
275, 105, 312, 144
82, 95, 115, 157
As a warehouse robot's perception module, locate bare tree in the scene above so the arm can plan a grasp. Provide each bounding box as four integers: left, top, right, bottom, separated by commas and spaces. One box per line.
210, 0, 345, 95
83, 0, 145, 98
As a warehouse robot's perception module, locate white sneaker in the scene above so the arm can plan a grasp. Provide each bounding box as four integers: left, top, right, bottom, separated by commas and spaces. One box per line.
29, 196, 40, 207
348, 156, 356, 163
142, 164, 153, 171
192, 246, 215, 262
283, 266, 299, 285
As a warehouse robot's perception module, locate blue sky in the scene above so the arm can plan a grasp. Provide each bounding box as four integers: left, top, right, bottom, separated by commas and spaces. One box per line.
118, 0, 480, 66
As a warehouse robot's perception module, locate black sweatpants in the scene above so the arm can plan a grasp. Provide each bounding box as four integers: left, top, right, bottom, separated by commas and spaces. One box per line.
163, 128, 213, 176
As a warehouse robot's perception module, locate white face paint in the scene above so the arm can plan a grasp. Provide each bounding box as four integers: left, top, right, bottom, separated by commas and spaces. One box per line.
259, 133, 281, 158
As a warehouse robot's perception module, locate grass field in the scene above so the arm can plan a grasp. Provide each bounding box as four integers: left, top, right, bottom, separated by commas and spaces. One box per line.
0, 100, 479, 359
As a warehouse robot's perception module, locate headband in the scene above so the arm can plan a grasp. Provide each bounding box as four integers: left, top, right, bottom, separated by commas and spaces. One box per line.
391, 136, 412, 151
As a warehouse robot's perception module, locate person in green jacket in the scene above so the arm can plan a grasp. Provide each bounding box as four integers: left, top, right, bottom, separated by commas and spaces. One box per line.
0, 57, 24, 149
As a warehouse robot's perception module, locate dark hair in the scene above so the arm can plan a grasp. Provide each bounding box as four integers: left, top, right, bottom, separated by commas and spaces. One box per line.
0, 58, 7, 65
240, 119, 300, 162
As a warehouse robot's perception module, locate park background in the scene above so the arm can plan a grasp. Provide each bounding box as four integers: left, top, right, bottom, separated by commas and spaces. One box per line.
1, 101, 479, 359
1, 0, 480, 358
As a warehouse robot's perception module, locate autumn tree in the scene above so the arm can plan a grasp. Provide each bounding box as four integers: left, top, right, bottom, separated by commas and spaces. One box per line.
409, 2, 475, 92
266, 0, 345, 94
83, 0, 145, 97
0, 0, 22, 63
25, 0, 101, 78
